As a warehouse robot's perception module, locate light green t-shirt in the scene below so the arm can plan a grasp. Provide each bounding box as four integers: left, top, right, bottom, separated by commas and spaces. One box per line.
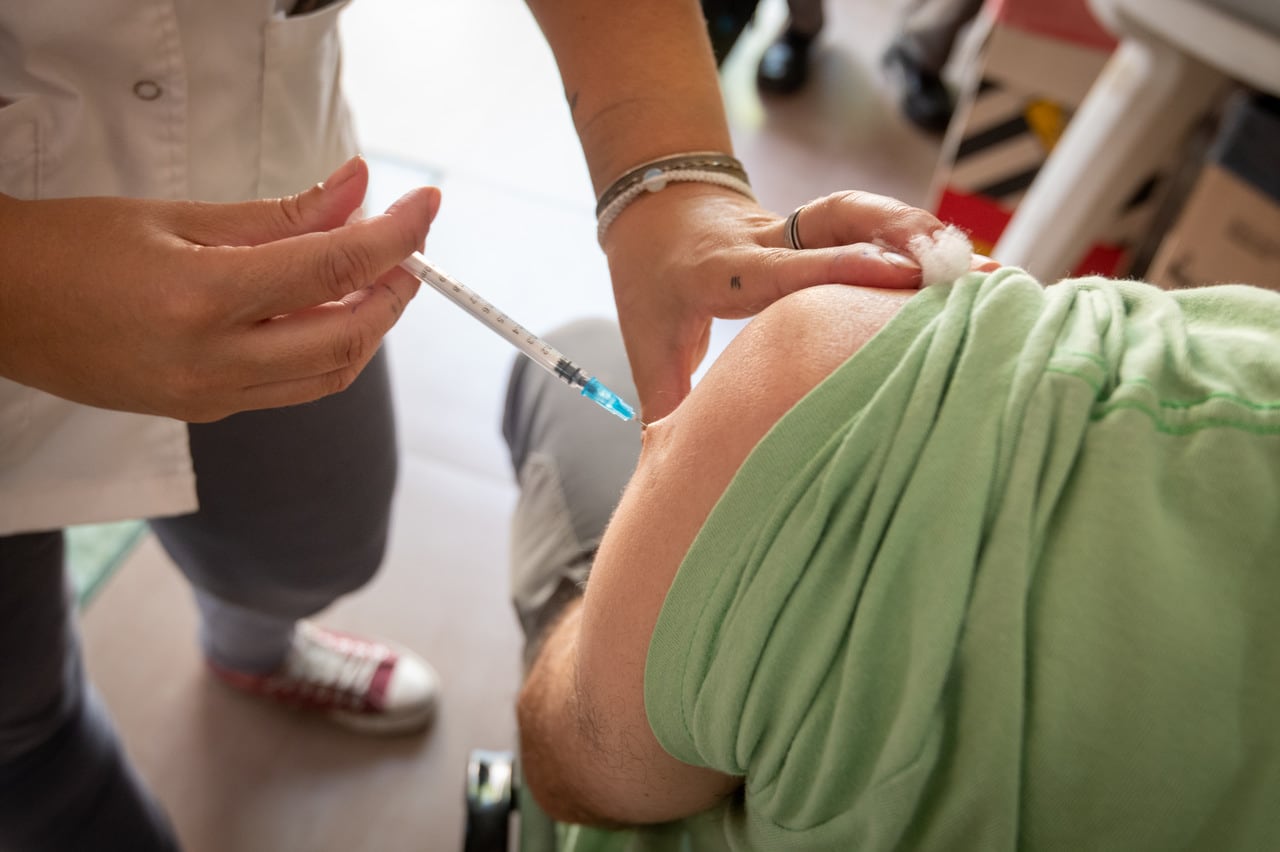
560, 270, 1280, 851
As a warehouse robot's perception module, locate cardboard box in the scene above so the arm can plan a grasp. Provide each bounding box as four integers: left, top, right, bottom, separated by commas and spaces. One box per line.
929, 4, 1177, 277
1147, 94, 1280, 292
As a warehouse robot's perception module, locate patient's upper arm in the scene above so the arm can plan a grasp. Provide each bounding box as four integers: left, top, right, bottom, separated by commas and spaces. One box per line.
517, 284, 914, 825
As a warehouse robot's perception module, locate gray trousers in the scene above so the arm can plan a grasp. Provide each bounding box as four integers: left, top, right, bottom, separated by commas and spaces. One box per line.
0, 348, 397, 851
893, 0, 985, 73
501, 320, 642, 670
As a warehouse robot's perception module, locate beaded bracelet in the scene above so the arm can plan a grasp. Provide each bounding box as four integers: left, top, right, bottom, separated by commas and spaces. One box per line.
594, 151, 755, 245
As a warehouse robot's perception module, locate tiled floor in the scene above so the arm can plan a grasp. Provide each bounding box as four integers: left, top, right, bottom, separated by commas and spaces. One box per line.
79, 1, 959, 849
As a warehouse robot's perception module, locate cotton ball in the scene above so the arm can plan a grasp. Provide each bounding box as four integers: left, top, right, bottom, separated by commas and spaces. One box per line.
907, 225, 973, 285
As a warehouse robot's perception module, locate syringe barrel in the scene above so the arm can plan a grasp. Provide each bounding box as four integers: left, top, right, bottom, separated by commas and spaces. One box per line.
400, 253, 565, 378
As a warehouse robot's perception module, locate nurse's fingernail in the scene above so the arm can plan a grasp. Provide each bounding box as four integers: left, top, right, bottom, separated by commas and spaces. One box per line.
321, 156, 363, 191
880, 249, 919, 269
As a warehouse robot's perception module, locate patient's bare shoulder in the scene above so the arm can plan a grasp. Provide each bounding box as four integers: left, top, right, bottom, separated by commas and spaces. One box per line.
642, 283, 914, 471
692, 283, 912, 422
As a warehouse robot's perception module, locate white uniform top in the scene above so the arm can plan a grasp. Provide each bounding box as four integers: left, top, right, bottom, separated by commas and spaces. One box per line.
0, 0, 358, 534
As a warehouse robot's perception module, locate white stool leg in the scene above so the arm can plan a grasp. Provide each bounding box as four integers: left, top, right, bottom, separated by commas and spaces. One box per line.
994, 36, 1225, 280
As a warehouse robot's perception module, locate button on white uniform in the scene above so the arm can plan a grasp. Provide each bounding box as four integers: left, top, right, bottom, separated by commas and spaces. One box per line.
132, 80, 162, 100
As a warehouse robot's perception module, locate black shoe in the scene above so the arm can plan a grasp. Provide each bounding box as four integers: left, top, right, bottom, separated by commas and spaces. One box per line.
757, 27, 816, 95
883, 45, 954, 134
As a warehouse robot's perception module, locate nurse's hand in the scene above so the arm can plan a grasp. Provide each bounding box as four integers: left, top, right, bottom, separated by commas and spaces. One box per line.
0, 156, 438, 422
602, 186, 948, 423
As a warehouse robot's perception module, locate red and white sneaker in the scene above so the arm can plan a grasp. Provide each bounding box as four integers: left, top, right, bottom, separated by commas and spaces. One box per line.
207, 622, 440, 735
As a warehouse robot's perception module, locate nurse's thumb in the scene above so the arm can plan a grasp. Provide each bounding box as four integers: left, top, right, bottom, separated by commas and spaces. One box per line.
290, 152, 371, 232
311, 155, 370, 227
226, 155, 371, 247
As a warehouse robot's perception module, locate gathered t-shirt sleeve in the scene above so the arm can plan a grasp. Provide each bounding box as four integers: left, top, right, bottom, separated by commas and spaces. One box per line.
644, 271, 1280, 851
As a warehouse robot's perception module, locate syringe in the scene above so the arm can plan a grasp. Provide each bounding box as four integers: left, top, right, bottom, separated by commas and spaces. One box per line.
398, 252, 636, 422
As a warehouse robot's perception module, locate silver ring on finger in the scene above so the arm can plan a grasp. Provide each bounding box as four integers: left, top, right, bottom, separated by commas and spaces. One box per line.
784, 205, 807, 251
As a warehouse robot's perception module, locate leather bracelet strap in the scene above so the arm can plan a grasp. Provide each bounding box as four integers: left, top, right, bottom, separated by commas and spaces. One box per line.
594, 152, 754, 245
595, 152, 748, 218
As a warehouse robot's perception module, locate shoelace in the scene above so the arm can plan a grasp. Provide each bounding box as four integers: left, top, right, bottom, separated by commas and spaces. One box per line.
277, 626, 387, 709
